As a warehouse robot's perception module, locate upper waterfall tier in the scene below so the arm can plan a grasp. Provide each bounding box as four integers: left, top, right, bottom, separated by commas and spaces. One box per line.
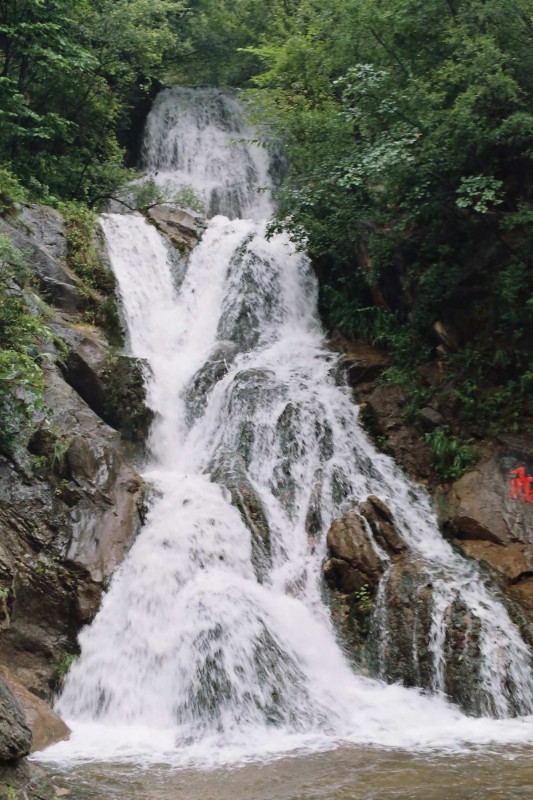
142, 87, 275, 220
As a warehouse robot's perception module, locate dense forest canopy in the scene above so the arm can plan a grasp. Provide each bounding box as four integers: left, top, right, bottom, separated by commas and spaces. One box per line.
1, 0, 533, 464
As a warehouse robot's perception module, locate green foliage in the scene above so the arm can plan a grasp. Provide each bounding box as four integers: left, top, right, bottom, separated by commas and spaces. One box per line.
0, 235, 50, 450
132, 180, 165, 213
173, 185, 206, 215
0, 165, 27, 215
63, 204, 100, 286
54, 653, 79, 680
423, 426, 478, 481
246, 0, 533, 441
131, 178, 206, 214
354, 584, 373, 614
0, 0, 187, 204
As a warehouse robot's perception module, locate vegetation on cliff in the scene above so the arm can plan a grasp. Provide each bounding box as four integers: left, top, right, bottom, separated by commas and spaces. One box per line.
0, 234, 50, 450
242, 0, 533, 460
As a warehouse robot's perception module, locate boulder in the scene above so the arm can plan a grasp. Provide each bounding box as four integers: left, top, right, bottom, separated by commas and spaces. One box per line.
418, 406, 444, 431
325, 510, 385, 594
359, 495, 407, 555
0, 678, 31, 762
0, 668, 70, 753
51, 320, 109, 419
185, 342, 239, 424
147, 204, 204, 252
51, 319, 152, 444
442, 436, 533, 545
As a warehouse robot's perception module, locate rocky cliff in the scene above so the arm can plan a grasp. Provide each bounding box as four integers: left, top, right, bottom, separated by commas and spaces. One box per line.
0, 205, 149, 797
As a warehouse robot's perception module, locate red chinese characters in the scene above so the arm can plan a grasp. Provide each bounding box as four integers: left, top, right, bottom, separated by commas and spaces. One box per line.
509, 467, 533, 504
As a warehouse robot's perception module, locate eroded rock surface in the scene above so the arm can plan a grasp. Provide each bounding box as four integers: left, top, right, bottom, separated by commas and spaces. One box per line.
0, 679, 31, 763
323, 496, 500, 715
0, 668, 70, 753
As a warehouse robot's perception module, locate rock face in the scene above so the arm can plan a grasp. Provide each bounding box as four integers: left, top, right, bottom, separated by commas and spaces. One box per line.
52, 318, 152, 444
437, 436, 533, 629
0, 203, 152, 795
323, 496, 498, 715
324, 498, 404, 667
0, 668, 70, 753
0, 210, 81, 312
0, 364, 144, 694
442, 437, 533, 545
325, 512, 385, 595
0, 204, 146, 702
147, 204, 205, 252
212, 458, 272, 582
0, 678, 31, 763
333, 341, 389, 387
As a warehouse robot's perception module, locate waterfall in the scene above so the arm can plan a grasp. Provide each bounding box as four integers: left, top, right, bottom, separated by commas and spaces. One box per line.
49, 88, 533, 766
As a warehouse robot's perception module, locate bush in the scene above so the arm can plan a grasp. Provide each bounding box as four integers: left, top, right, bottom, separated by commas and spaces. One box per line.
0, 166, 27, 215
423, 426, 478, 481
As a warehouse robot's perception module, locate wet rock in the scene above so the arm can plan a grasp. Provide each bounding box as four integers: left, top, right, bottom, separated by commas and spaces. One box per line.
216, 240, 280, 351
101, 355, 153, 444
0, 678, 31, 762
304, 481, 323, 547
359, 496, 407, 556
357, 386, 433, 481
370, 560, 435, 691
0, 668, 70, 753
0, 759, 56, 800
212, 459, 272, 583
147, 204, 204, 252
325, 511, 385, 593
185, 342, 239, 423
441, 436, 533, 545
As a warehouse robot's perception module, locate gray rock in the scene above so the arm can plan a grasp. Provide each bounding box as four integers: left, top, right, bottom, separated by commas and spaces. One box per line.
18, 205, 67, 263
0, 215, 80, 311
0, 678, 31, 762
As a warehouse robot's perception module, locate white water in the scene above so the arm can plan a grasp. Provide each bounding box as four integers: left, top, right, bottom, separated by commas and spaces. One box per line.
42, 88, 533, 767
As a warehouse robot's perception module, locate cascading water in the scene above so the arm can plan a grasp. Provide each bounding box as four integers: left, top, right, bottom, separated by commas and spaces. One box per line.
46, 88, 533, 766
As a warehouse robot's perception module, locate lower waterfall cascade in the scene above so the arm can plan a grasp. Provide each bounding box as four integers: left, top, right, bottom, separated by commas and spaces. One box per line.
42, 88, 533, 767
